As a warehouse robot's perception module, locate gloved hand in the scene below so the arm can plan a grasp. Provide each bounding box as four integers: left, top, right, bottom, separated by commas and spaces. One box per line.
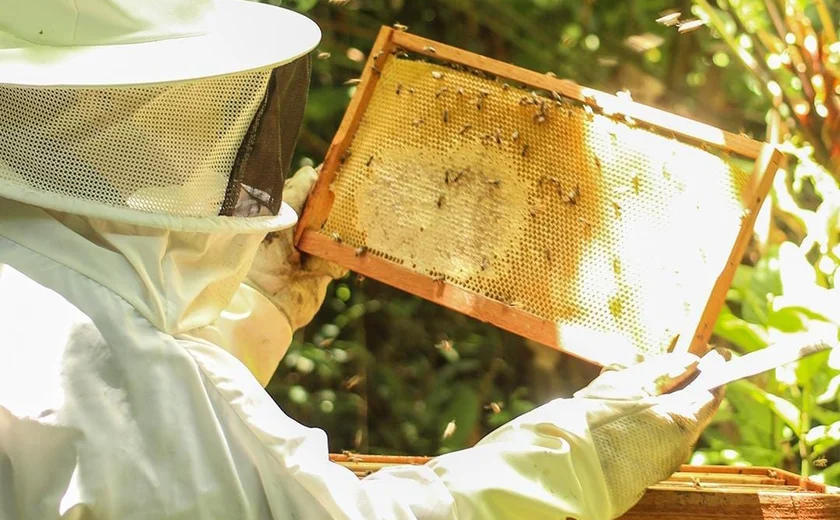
574, 349, 728, 517
245, 165, 348, 335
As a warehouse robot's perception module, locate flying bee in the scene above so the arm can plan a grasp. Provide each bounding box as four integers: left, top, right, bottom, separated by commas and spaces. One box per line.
317, 51, 331, 60
343, 375, 362, 390
393, 22, 408, 31
431, 71, 444, 79
343, 78, 361, 86
442, 420, 457, 440
677, 19, 706, 34
814, 457, 829, 468
485, 402, 503, 414
545, 71, 557, 77
330, 232, 343, 243
436, 338, 453, 351
656, 11, 681, 27
354, 246, 368, 257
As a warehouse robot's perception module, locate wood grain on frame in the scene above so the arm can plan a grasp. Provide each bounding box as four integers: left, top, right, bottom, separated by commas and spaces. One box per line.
294, 27, 397, 244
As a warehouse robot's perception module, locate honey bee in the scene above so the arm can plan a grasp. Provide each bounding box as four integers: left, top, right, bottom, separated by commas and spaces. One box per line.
457, 87, 465, 96
329, 0, 350, 4
534, 114, 547, 124
476, 98, 484, 111
486, 179, 501, 187
356, 274, 366, 283
339, 149, 352, 164
354, 246, 368, 257
485, 402, 503, 414
521, 143, 530, 157
366, 155, 374, 167
814, 457, 829, 468
393, 22, 408, 31
481, 257, 489, 271
436, 194, 445, 208
442, 420, 457, 440
691, 477, 702, 489
552, 90, 563, 103
423, 46, 436, 53
343, 78, 361, 86
371, 65, 382, 76
431, 71, 444, 79
412, 118, 425, 126
317, 51, 331, 60
458, 124, 472, 135
432, 274, 446, 283
395, 83, 402, 95
343, 375, 362, 390
502, 83, 511, 90
372, 50, 384, 60
511, 130, 520, 142
408, 87, 416, 94
442, 109, 449, 123
656, 11, 681, 27
545, 249, 552, 262
545, 71, 557, 78
435, 87, 449, 98
436, 339, 453, 351
677, 19, 706, 34
330, 232, 343, 243
562, 186, 580, 205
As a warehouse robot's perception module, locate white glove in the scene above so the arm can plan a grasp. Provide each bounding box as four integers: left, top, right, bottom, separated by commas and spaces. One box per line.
574, 349, 728, 517
245, 165, 348, 332
426, 349, 727, 520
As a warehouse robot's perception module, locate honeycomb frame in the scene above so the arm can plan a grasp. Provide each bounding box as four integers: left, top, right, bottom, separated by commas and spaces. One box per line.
296, 27, 781, 367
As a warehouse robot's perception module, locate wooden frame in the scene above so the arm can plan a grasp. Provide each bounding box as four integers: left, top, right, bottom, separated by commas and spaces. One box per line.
295, 26, 783, 361
329, 454, 839, 519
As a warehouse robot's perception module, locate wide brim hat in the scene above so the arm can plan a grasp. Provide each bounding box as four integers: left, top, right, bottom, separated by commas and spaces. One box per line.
0, 0, 321, 233
0, 0, 321, 88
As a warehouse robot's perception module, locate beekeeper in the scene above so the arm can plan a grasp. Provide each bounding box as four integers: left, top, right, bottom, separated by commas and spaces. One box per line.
0, 1, 726, 519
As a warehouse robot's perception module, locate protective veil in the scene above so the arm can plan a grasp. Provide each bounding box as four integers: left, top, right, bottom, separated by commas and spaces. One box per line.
0, 1, 724, 518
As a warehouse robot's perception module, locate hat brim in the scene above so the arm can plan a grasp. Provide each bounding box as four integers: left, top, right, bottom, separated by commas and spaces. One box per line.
0, 2, 321, 87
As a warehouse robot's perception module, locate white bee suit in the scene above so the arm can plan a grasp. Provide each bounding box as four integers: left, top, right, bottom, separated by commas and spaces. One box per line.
0, 168, 724, 520
0, 0, 724, 517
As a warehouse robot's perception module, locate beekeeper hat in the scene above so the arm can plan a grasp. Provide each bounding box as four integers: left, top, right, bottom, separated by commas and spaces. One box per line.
0, 0, 321, 232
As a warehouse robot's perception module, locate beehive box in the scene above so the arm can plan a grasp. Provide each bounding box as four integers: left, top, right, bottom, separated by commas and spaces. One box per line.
329, 454, 840, 519
295, 27, 782, 368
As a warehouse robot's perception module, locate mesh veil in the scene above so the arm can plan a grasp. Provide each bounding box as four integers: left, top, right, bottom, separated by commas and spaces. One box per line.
0, 56, 311, 221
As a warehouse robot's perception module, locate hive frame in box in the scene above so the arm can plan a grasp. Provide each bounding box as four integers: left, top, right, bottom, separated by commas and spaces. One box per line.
328, 454, 840, 519
295, 25, 782, 360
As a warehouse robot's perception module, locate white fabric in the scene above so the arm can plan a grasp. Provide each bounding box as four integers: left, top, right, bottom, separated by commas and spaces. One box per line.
0, 0, 320, 87
0, 189, 724, 520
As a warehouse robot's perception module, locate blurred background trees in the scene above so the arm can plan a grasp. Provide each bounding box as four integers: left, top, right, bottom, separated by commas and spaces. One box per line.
258, 0, 840, 486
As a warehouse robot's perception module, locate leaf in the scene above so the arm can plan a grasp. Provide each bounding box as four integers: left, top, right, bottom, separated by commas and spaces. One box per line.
730, 380, 802, 432
714, 305, 769, 352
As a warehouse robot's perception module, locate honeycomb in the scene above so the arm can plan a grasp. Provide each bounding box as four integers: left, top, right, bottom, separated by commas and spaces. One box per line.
318, 56, 753, 365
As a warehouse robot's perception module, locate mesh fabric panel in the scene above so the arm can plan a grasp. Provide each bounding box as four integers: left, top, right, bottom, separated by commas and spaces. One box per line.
319, 57, 755, 362
0, 69, 271, 218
